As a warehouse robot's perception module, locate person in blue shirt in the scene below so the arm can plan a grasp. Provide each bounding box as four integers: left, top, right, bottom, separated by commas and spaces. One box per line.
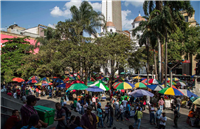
97, 103, 104, 128
125, 101, 131, 121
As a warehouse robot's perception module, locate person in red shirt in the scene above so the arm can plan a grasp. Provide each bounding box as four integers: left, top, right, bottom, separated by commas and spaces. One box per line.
4, 110, 21, 129
17, 88, 21, 99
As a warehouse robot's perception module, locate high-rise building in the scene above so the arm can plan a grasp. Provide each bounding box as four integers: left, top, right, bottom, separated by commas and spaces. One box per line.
101, 0, 122, 32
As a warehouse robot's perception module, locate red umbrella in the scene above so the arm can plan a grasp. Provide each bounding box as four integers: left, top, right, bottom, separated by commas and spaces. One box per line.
66, 83, 71, 88
12, 77, 25, 83
71, 80, 84, 84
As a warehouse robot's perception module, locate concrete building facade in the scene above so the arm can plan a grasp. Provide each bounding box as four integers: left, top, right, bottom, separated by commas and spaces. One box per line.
101, 0, 122, 32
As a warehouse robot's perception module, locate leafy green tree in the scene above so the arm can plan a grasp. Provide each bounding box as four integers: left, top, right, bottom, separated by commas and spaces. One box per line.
1, 37, 34, 82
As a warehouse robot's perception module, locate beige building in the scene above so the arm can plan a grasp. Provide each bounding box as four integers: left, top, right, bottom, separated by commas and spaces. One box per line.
180, 11, 199, 75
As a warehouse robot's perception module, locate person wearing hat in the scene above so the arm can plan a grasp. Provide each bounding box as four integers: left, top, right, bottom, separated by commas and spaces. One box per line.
81, 105, 97, 129
20, 95, 48, 128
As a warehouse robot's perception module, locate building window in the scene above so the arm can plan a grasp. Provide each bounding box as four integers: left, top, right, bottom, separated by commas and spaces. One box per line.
110, 29, 112, 32
133, 24, 135, 28
185, 16, 188, 22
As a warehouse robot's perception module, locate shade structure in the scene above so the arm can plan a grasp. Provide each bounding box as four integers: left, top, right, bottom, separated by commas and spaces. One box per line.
134, 82, 147, 89
87, 81, 94, 86
12, 77, 25, 83
114, 82, 135, 90
158, 87, 184, 96
176, 82, 186, 87
35, 80, 51, 86
149, 79, 161, 84
179, 89, 198, 98
71, 80, 84, 84
86, 86, 104, 92
173, 77, 180, 81
96, 75, 104, 80
68, 83, 88, 91
112, 82, 121, 87
89, 80, 109, 91
147, 84, 164, 91
57, 83, 66, 88
129, 89, 154, 97
120, 72, 125, 75
26, 79, 39, 84
28, 76, 40, 80
64, 77, 76, 81
193, 97, 200, 105
52, 78, 64, 83
132, 76, 142, 79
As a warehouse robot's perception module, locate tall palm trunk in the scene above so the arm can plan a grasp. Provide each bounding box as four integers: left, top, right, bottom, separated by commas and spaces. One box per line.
154, 49, 158, 79
109, 59, 115, 89
165, 33, 168, 87
146, 40, 150, 85
161, 43, 164, 82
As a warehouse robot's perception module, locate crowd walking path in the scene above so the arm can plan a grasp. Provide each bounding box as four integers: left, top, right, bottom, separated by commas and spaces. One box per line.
38, 96, 198, 129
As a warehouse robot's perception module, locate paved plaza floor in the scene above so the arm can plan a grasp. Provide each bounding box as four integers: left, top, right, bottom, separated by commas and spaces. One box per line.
38, 96, 198, 129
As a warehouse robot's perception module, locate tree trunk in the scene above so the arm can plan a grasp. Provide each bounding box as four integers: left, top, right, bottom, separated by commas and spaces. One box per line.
154, 49, 158, 80
146, 41, 150, 85
158, 38, 162, 82
109, 59, 115, 89
138, 70, 140, 83
84, 67, 88, 94
165, 34, 168, 88
161, 43, 164, 82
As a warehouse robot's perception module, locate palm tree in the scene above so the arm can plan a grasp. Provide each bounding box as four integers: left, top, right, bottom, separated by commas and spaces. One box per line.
142, 1, 194, 86
70, 1, 105, 37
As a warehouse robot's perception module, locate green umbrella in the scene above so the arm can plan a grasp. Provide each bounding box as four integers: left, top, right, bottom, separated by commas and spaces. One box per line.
89, 80, 109, 91
68, 83, 88, 91
120, 72, 125, 75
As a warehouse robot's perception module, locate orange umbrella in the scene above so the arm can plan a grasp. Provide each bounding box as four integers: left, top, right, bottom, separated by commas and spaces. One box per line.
12, 77, 25, 82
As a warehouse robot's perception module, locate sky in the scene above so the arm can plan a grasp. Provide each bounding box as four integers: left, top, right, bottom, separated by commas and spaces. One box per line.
1, 0, 200, 36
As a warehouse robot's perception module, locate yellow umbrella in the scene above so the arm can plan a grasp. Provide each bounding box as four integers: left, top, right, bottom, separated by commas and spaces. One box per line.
134, 82, 147, 89
132, 76, 142, 79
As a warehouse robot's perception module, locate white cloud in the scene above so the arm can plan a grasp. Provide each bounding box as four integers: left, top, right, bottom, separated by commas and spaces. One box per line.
50, 0, 101, 18
124, 0, 144, 7
0, 28, 7, 31
122, 10, 134, 30
48, 24, 56, 29
50, 6, 64, 17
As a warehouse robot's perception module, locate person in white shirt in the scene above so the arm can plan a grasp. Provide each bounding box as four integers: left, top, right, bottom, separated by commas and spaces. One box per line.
150, 104, 156, 125
92, 95, 96, 110
159, 112, 167, 129
76, 101, 82, 114
117, 102, 124, 121
156, 107, 162, 128
122, 97, 128, 108
113, 99, 120, 116
13, 91, 17, 99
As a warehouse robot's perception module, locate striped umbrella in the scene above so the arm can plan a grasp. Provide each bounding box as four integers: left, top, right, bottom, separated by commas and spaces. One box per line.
112, 82, 121, 87
158, 87, 184, 96
134, 82, 147, 89
173, 77, 180, 81
89, 80, 109, 91
147, 84, 164, 91
68, 83, 88, 91
149, 79, 161, 84
114, 82, 135, 90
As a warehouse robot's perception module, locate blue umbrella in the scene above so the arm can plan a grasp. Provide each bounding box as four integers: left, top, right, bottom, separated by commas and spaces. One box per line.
147, 84, 164, 91
52, 78, 64, 83
57, 83, 66, 88
129, 89, 154, 97
86, 86, 104, 92
179, 89, 198, 98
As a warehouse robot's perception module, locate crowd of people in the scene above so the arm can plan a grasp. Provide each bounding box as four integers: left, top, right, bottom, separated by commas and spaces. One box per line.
1, 79, 200, 129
